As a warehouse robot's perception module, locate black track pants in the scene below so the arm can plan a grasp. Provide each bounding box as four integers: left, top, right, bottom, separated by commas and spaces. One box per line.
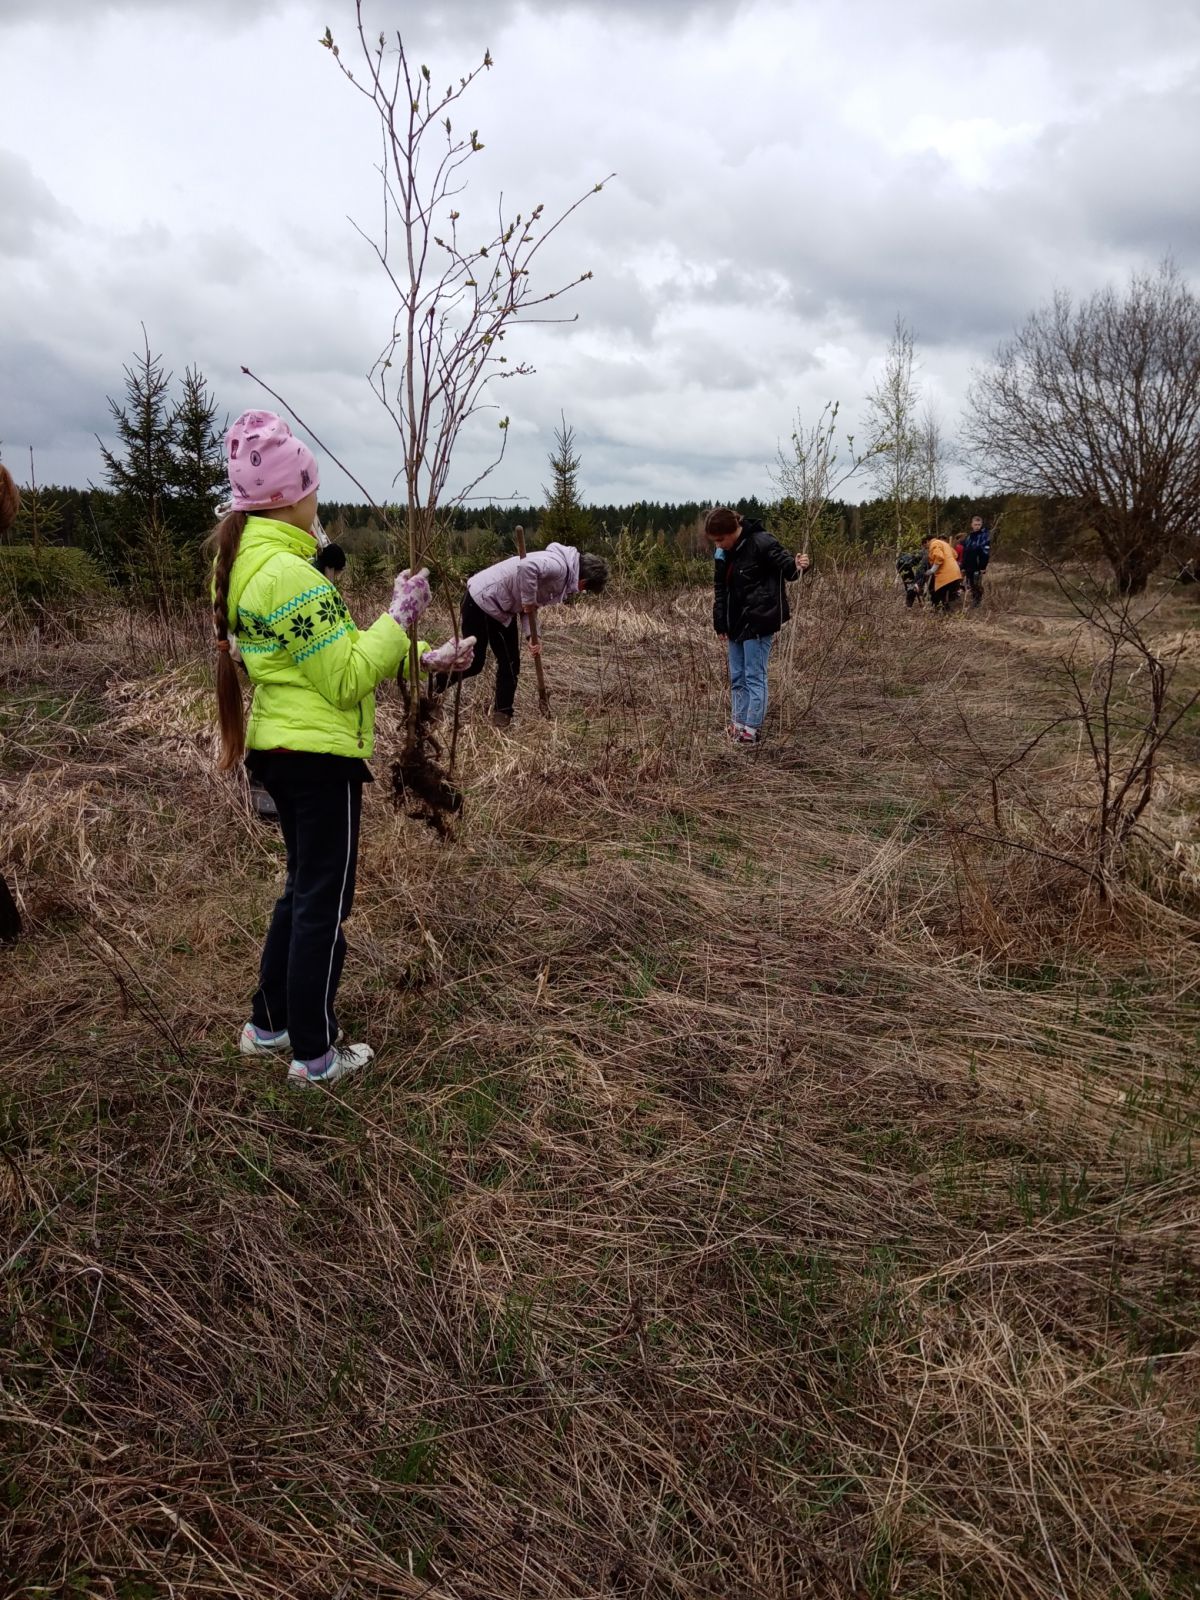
248, 753, 364, 1061
434, 591, 521, 716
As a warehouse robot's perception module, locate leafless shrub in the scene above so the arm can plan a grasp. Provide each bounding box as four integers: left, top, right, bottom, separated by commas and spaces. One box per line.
953, 562, 1199, 901
965, 260, 1200, 594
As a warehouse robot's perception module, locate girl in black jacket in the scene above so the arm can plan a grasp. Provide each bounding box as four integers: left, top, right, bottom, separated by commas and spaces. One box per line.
706, 507, 809, 744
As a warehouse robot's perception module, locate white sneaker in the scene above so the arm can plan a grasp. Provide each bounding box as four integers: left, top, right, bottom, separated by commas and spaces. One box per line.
287, 1042, 373, 1087
239, 1021, 291, 1056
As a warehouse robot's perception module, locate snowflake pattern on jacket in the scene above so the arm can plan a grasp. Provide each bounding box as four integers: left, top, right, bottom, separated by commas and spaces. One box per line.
238, 582, 354, 663
220, 514, 423, 760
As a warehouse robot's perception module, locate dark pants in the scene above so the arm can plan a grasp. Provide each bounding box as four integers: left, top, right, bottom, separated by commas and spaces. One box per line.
435, 591, 520, 716
930, 579, 963, 611
247, 753, 364, 1061
964, 569, 985, 608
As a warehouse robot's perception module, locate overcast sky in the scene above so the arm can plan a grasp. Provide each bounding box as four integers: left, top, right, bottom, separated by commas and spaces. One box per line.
3, 0, 1199, 508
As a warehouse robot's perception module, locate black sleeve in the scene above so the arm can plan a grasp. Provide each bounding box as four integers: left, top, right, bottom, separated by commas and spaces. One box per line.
755, 529, 799, 581
314, 542, 346, 575
712, 556, 728, 634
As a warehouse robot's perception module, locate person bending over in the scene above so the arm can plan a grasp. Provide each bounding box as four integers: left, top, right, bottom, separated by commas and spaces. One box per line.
706, 506, 810, 745
921, 532, 963, 612
436, 543, 608, 726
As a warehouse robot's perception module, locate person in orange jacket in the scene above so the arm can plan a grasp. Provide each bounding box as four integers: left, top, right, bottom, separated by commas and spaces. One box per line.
921, 532, 963, 611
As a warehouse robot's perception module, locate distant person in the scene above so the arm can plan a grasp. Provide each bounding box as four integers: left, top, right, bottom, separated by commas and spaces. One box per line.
921, 531, 963, 611
961, 514, 992, 608
896, 549, 929, 608
208, 410, 474, 1087
706, 506, 810, 744
434, 543, 608, 727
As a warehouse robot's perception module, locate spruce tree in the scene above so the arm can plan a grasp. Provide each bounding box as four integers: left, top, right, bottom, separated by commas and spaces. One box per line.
97, 330, 178, 549
540, 414, 592, 544
170, 365, 225, 541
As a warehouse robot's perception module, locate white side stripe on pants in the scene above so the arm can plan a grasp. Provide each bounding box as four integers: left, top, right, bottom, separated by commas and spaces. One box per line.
322, 781, 354, 1053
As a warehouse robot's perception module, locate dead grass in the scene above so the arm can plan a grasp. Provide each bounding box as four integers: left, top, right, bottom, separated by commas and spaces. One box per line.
2, 566, 1199, 1599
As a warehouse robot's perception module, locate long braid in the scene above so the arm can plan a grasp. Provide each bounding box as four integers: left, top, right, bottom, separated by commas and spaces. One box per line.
203, 510, 248, 771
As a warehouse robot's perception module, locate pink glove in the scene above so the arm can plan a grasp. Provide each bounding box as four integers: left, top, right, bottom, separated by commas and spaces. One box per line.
421, 635, 477, 673
388, 567, 432, 631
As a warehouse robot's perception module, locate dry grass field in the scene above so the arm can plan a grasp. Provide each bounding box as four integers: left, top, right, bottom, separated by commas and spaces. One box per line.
2, 565, 1199, 1599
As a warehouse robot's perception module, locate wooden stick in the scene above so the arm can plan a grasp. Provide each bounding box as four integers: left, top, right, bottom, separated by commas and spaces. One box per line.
513, 525, 551, 718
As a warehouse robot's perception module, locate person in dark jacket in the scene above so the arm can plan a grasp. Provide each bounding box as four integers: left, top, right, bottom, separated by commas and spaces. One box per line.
961, 515, 991, 608
706, 506, 809, 744
896, 550, 930, 608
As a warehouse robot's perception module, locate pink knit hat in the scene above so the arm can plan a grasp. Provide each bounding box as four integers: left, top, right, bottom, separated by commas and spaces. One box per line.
225, 411, 320, 511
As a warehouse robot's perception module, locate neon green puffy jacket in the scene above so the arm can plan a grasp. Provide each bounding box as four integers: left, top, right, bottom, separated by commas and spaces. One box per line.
224, 516, 424, 759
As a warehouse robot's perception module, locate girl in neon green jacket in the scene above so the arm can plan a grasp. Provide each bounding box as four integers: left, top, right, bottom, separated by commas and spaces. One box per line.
209, 410, 474, 1088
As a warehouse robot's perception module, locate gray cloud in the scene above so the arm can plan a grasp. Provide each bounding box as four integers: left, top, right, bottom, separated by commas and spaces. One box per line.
0, 334, 114, 487
0, 151, 73, 257
0, 0, 287, 18
1046, 85, 1200, 260
374, 0, 750, 39
2, 0, 1198, 504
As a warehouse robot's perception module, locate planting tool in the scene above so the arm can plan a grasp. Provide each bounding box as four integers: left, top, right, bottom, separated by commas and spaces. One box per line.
514, 524, 552, 718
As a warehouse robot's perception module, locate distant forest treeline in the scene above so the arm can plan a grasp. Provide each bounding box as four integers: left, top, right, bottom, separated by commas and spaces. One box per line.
4, 480, 1088, 556
3, 481, 1104, 597
0, 344, 1116, 594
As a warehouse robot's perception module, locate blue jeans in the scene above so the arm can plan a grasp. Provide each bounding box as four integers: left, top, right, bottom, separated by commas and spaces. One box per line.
728, 635, 773, 730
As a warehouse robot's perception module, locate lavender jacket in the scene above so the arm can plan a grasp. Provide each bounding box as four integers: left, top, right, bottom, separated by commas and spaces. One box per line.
467, 543, 580, 631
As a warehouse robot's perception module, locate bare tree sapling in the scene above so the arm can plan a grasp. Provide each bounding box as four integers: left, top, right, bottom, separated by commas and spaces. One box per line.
770, 400, 873, 562
322, 10, 611, 756
916, 406, 948, 540
865, 317, 922, 553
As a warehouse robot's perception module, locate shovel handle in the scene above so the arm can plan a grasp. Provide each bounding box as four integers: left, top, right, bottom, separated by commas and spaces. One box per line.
514, 525, 551, 718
